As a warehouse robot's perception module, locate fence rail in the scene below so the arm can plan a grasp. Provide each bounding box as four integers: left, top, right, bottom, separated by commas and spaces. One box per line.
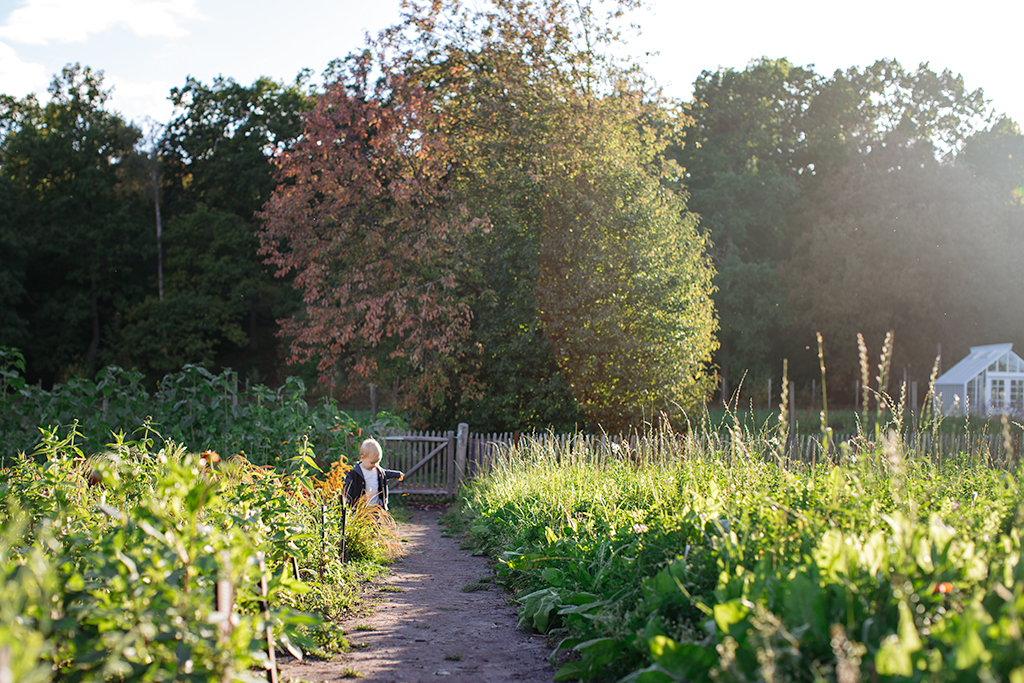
377, 425, 1020, 496
463, 429, 1022, 474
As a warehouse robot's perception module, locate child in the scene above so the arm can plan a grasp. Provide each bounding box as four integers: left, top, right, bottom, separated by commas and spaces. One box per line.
342, 438, 404, 510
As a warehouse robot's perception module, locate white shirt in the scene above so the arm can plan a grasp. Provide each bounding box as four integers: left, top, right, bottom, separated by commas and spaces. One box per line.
360, 463, 380, 506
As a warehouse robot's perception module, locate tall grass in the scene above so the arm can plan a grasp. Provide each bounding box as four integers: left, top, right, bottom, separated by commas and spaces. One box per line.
458, 410, 1024, 681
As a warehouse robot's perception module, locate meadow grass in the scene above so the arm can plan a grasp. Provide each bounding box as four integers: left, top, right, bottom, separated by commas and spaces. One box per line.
456, 421, 1023, 682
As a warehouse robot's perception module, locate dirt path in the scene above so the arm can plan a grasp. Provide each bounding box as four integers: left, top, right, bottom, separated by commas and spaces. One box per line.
279, 506, 557, 683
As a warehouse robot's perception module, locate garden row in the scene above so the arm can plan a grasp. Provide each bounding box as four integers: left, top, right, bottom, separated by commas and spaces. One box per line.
1, 425, 395, 682
0, 348, 403, 467
454, 429, 1024, 682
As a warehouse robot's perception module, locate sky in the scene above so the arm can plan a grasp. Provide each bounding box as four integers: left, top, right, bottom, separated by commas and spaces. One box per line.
0, 0, 1020, 130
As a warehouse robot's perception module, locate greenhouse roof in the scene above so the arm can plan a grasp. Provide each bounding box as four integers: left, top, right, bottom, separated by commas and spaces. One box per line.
934, 343, 1017, 386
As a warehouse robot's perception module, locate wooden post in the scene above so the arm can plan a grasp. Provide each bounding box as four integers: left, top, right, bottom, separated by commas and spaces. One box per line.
256, 552, 278, 683
215, 551, 235, 683
370, 383, 378, 417
455, 423, 469, 492
788, 381, 796, 459
339, 496, 347, 564
767, 378, 772, 410
319, 503, 326, 580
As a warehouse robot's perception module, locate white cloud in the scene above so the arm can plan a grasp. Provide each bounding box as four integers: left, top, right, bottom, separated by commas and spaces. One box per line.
0, 0, 201, 45
0, 40, 47, 97
106, 75, 176, 125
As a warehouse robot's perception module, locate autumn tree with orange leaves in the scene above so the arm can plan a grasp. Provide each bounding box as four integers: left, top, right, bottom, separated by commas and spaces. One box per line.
261, 0, 719, 431
258, 62, 484, 412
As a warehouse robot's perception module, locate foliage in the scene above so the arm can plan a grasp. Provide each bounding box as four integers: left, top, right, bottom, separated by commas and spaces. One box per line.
960, 116, 1024, 205
0, 352, 404, 467
120, 206, 272, 377
0, 429, 398, 681
258, 61, 481, 416
146, 74, 314, 383
160, 74, 313, 220
455, 417, 1024, 682
0, 64, 149, 380
0, 68, 313, 389
277, 0, 719, 431
785, 152, 1024, 389
678, 57, 998, 394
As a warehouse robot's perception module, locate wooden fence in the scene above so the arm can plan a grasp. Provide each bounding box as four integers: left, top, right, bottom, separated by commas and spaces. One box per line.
379, 426, 1022, 495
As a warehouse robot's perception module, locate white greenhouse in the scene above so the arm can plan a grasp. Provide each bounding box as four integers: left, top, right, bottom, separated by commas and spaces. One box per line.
933, 343, 1024, 416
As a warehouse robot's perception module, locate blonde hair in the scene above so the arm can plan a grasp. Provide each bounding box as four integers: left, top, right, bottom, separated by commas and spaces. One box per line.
359, 438, 383, 464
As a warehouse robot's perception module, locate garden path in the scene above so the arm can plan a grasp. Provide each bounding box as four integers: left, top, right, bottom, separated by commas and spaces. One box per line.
278, 506, 556, 683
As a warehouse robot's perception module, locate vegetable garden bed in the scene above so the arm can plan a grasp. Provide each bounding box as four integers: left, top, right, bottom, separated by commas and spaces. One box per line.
455, 430, 1024, 682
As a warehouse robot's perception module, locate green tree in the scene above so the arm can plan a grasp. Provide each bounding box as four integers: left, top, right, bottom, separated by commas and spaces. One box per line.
159, 74, 312, 219
0, 64, 149, 382
120, 205, 261, 375
388, 0, 718, 430
0, 167, 29, 351
960, 116, 1024, 205
122, 75, 314, 383
677, 58, 816, 392
785, 147, 1024, 390
678, 57, 991, 398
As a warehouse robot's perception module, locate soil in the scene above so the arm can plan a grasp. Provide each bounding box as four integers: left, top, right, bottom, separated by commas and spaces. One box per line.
278, 506, 557, 683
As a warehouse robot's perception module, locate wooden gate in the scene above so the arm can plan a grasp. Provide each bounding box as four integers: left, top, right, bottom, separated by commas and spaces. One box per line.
384, 424, 468, 497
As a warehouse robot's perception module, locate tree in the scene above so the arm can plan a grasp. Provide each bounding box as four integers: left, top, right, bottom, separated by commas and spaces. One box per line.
678, 57, 992, 397
960, 117, 1024, 205
677, 58, 816, 391
257, 65, 481, 413
0, 64, 149, 382
400, 0, 718, 430
533, 90, 717, 430
119, 205, 262, 375
785, 147, 1024, 390
121, 75, 315, 382
260, 0, 719, 431
160, 74, 312, 219
0, 164, 29, 351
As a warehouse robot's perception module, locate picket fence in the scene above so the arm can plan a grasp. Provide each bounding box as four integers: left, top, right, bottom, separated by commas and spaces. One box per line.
382, 426, 1021, 496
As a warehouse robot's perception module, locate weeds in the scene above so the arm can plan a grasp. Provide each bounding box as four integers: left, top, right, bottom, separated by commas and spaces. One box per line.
461, 578, 491, 592
454, 374, 1024, 681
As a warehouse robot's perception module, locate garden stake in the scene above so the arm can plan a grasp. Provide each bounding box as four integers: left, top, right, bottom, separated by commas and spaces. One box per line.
290, 555, 299, 581
214, 551, 234, 683
339, 494, 347, 563
319, 503, 326, 580
256, 552, 278, 683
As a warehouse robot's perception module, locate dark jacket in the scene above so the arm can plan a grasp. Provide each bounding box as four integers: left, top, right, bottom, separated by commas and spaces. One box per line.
342, 464, 404, 510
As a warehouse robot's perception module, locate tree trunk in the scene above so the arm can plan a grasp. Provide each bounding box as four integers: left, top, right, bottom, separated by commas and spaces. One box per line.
87, 277, 100, 374
153, 163, 164, 301
248, 295, 259, 351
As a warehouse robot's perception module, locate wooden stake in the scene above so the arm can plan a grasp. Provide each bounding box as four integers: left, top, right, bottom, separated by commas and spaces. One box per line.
256, 552, 277, 683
